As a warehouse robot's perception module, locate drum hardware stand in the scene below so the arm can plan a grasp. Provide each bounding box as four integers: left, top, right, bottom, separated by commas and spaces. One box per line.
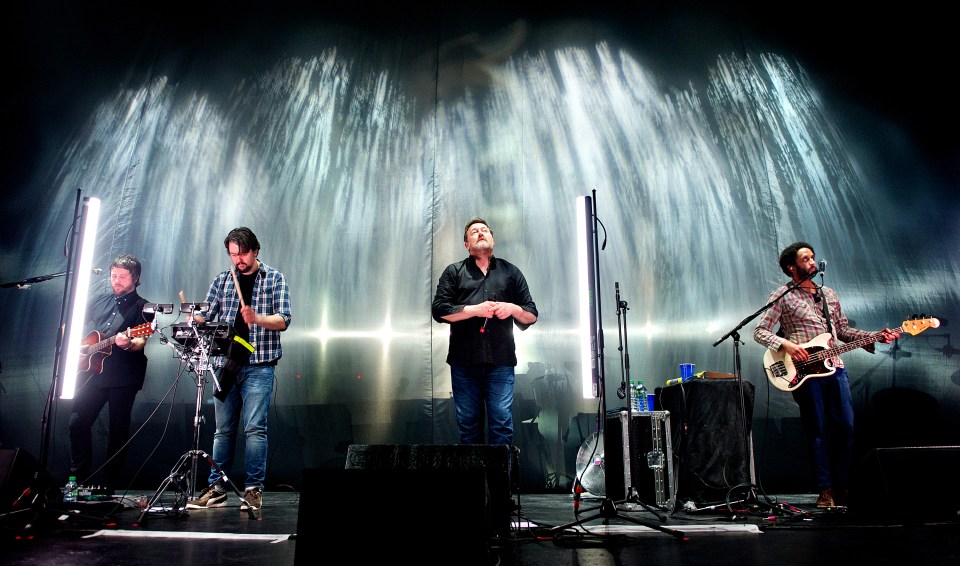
135, 305, 258, 523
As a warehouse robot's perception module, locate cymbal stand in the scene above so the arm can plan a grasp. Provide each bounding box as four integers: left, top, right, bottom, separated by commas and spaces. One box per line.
135, 320, 255, 524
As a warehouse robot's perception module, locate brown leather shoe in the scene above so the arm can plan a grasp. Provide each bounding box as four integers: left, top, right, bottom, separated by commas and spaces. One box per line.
816, 488, 835, 508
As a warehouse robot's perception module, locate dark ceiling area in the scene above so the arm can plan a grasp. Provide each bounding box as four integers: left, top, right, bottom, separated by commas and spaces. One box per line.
3, 1, 956, 189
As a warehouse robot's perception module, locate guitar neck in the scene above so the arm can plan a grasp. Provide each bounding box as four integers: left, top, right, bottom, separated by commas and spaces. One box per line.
811, 325, 902, 361
88, 335, 119, 354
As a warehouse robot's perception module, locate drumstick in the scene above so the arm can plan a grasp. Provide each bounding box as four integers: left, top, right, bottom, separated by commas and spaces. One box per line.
229, 266, 246, 309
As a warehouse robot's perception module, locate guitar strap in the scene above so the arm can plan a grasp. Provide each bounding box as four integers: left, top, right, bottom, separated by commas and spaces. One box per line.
820, 290, 834, 336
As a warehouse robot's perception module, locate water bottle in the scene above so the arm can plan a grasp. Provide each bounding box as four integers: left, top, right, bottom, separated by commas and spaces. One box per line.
630, 381, 640, 412
637, 380, 648, 411
63, 476, 78, 503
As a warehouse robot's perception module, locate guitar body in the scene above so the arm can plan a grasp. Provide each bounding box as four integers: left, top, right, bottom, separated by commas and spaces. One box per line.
78, 330, 109, 374
763, 333, 837, 392
77, 322, 155, 375
762, 317, 939, 393
214, 335, 255, 401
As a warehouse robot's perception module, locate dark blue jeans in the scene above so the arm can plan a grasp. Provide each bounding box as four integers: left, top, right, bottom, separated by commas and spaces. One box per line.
450, 363, 515, 446
791, 367, 854, 491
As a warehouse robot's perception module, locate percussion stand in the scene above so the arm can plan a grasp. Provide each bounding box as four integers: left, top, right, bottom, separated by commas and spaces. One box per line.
135, 314, 256, 524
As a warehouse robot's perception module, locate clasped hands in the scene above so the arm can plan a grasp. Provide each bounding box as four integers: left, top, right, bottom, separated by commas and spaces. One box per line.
476, 300, 514, 320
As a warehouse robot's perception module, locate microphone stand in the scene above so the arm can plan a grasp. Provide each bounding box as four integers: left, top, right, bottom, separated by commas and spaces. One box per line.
614, 282, 672, 516
613, 282, 639, 502
712, 266, 822, 511
550, 192, 685, 540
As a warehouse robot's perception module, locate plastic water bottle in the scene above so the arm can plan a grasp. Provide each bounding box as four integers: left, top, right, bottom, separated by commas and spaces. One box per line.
63, 476, 78, 503
630, 381, 640, 412
637, 380, 648, 411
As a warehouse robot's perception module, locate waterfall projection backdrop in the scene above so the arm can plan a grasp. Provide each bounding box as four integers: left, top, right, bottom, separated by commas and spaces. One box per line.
1, 12, 957, 491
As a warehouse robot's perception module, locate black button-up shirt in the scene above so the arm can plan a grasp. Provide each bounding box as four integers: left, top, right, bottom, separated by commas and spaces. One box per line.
86, 290, 153, 388
432, 256, 538, 367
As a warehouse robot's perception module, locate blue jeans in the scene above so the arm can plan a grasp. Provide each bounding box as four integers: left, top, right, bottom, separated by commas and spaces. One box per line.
208, 364, 274, 489
450, 363, 514, 446
792, 367, 854, 491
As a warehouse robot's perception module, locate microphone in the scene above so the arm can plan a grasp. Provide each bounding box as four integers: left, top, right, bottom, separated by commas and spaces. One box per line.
480, 295, 497, 333
818, 260, 827, 274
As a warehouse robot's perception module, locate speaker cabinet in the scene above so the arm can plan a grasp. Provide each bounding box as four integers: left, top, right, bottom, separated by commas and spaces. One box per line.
297, 444, 514, 565
343, 443, 515, 534
0, 448, 49, 514
851, 446, 960, 522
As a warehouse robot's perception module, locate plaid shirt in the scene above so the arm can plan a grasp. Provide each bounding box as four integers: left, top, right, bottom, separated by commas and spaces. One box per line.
204, 261, 291, 365
753, 284, 875, 368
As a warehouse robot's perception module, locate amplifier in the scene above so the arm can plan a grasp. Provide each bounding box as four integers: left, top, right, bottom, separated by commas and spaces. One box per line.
604, 410, 675, 509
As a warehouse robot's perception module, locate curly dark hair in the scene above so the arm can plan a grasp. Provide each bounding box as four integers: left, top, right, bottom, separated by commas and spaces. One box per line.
778, 241, 815, 276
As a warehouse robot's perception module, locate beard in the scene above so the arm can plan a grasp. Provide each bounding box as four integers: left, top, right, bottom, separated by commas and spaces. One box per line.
469, 241, 493, 256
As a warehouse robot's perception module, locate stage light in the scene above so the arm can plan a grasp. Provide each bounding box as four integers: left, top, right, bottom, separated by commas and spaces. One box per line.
60, 197, 101, 399
576, 194, 599, 399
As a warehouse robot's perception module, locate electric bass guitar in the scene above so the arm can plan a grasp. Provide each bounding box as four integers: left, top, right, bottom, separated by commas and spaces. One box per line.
763, 317, 939, 392
78, 322, 155, 374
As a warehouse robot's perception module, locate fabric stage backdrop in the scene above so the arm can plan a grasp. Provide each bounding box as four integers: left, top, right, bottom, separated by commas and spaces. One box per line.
1, 3, 957, 495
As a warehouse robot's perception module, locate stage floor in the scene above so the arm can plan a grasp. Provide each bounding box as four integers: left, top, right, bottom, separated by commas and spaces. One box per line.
3, 488, 959, 565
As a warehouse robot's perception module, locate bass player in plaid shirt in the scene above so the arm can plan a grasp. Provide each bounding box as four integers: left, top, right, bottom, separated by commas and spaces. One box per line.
753, 241, 898, 509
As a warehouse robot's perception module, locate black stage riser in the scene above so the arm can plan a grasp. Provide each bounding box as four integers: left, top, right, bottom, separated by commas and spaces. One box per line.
296, 444, 515, 564
850, 445, 960, 521
296, 467, 490, 564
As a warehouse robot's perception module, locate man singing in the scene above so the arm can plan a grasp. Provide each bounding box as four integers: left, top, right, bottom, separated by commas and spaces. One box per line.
432, 216, 538, 446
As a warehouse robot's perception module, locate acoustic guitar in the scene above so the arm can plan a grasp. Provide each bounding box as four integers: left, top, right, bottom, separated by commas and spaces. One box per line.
78, 322, 155, 374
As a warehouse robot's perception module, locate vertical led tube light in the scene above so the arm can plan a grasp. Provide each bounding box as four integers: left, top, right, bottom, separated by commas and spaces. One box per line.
576, 195, 599, 399
60, 197, 100, 399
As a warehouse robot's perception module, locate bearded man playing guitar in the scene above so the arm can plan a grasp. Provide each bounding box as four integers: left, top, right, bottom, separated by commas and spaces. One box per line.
753, 242, 899, 509
68, 254, 154, 494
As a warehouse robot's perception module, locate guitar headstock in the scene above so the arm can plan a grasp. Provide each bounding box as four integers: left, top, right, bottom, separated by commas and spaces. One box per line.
128, 322, 156, 338
902, 316, 940, 336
